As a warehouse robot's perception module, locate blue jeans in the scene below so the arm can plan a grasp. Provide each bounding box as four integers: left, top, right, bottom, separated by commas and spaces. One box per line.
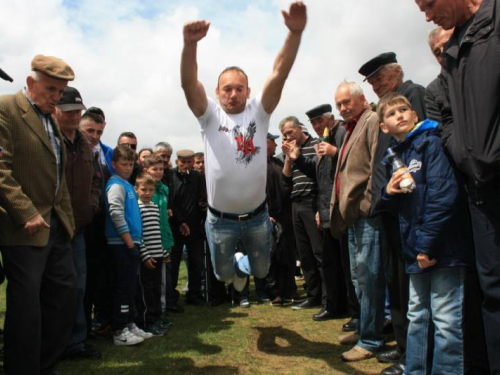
348, 216, 386, 351
205, 207, 272, 281
66, 233, 87, 353
406, 267, 465, 375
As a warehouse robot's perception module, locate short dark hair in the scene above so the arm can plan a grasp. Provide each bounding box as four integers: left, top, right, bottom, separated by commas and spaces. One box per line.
112, 145, 136, 162
81, 112, 104, 124
118, 132, 137, 142
85, 106, 105, 121
194, 152, 204, 158
217, 66, 249, 88
135, 172, 156, 187
138, 148, 153, 158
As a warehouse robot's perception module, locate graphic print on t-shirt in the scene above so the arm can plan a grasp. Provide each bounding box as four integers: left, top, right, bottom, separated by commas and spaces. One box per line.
232, 120, 260, 166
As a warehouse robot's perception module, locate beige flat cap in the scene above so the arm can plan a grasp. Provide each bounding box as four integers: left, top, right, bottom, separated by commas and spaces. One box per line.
31, 54, 75, 81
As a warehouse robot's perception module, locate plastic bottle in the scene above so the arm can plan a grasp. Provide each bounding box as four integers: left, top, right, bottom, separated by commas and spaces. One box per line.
386, 148, 416, 193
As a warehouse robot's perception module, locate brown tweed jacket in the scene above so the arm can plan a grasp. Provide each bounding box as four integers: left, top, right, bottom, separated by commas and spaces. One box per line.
330, 109, 379, 239
0, 90, 74, 247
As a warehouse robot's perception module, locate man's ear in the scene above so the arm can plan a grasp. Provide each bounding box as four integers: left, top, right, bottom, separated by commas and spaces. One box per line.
247, 87, 251, 99
380, 122, 390, 134
215, 86, 219, 99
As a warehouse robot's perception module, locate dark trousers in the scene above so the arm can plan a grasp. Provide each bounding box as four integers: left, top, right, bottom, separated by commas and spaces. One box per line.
292, 199, 323, 303
110, 244, 139, 331
84, 217, 114, 329
339, 234, 360, 319
467, 181, 500, 374
268, 213, 297, 299
381, 213, 409, 363
66, 233, 88, 353
1, 216, 77, 375
136, 257, 163, 327
171, 234, 203, 299
322, 228, 348, 314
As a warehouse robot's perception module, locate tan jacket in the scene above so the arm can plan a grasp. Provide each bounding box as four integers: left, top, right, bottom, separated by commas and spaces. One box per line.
0, 91, 74, 247
330, 109, 379, 239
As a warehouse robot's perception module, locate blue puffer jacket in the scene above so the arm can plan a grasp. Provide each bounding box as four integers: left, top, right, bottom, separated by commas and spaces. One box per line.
381, 120, 473, 274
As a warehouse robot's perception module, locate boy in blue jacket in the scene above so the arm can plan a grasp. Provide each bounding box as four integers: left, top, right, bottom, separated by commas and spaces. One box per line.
378, 93, 472, 375
105, 146, 153, 346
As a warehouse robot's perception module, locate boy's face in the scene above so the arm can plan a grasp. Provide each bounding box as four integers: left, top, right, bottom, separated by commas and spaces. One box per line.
380, 102, 419, 142
144, 162, 164, 182
177, 157, 194, 174
135, 183, 155, 203
112, 158, 134, 180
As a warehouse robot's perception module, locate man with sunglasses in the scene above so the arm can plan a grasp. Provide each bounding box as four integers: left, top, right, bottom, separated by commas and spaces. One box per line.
117, 131, 141, 184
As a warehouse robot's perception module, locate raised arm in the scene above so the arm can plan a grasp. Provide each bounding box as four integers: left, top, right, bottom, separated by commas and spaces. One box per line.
261, 2, 307, 114
181, 20, 210, 117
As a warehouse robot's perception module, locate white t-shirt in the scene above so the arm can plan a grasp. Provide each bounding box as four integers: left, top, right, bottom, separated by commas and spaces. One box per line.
198, 94, 270, 214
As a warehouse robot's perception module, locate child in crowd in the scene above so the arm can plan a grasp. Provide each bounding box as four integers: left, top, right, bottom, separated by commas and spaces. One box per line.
143, 154, 179, 318
378, 93, 472, 374
105, 146, 153, 346
135, 173, 169, 336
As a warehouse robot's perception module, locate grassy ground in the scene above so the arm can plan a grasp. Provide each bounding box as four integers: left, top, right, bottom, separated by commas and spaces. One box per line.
0, 265, 391, 375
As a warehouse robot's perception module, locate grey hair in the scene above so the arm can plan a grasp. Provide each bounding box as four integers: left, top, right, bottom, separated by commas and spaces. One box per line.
29, 71, 41, 81
337, 81, 364, 97
154, 142, 173, 153
428, 27, 443, 48
383, 63, 404, 81
321, 112, 334, 120
278, 116, 300, 132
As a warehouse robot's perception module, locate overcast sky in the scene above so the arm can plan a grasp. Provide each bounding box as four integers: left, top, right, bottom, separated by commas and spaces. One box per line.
0, 0, 438, 155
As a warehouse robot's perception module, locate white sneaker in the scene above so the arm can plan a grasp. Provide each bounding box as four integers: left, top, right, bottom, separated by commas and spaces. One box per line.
232, 252, 247, 292
113, 327, 144, 346
128, 323, 153, 339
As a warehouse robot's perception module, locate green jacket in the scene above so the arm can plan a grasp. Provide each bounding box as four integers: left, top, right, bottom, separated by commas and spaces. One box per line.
152, 182, 174, 253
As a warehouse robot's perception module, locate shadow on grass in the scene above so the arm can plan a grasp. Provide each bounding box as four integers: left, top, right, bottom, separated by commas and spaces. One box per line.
254, 326, 373, 375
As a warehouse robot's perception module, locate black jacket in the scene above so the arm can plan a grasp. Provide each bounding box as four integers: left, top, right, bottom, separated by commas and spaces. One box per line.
294, 122, 346, 228
170, 168, 206, 237
424, 74, 446, 127
266, 156, 291, 218
441, 0, 500, 186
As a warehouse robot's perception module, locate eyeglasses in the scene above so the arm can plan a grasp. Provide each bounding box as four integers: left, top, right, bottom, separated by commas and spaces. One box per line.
119, 143, 137, 150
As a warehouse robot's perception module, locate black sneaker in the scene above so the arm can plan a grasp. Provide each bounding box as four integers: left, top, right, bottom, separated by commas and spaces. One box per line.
146, 321, 168, 336
159, 314, 173, 328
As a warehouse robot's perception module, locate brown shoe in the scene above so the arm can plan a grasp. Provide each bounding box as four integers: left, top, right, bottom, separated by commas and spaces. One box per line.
341, 345, 375, 362
338, 333, 360, 346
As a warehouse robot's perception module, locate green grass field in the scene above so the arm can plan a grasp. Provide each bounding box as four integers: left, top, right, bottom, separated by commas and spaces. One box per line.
0, 265, 391, 374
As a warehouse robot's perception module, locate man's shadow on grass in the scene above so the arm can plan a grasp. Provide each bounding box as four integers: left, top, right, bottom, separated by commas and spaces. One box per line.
254, 326, 373, 375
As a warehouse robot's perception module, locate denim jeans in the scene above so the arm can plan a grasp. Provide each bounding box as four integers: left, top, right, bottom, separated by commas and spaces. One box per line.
66, 233, 88, 352
406, 267, 465, 375
348, 215, 386, 351
205, 207, 271, 281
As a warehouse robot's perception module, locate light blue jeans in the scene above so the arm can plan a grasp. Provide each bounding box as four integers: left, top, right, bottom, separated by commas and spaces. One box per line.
348, 216, 386, 352
406, 267, 465, 375
205, 207, 272, 281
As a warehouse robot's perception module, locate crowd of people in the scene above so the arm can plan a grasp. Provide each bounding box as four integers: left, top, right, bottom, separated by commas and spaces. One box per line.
0, 0, 499, 374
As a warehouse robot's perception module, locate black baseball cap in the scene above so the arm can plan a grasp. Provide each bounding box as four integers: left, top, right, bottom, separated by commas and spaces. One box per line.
57, 86, 86, 111
267, 132, 279, 140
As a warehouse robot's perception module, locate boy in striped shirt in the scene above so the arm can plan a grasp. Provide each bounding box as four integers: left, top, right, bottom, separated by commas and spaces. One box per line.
135, 173, 169, 336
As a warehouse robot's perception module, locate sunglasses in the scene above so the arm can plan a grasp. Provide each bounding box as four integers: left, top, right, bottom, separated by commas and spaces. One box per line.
119, 143, 137, 150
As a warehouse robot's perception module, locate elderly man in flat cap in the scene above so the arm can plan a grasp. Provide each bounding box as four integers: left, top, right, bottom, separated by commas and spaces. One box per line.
170, 149, 208, 305
358, 53, 427, 374
0, 55, 77, 375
